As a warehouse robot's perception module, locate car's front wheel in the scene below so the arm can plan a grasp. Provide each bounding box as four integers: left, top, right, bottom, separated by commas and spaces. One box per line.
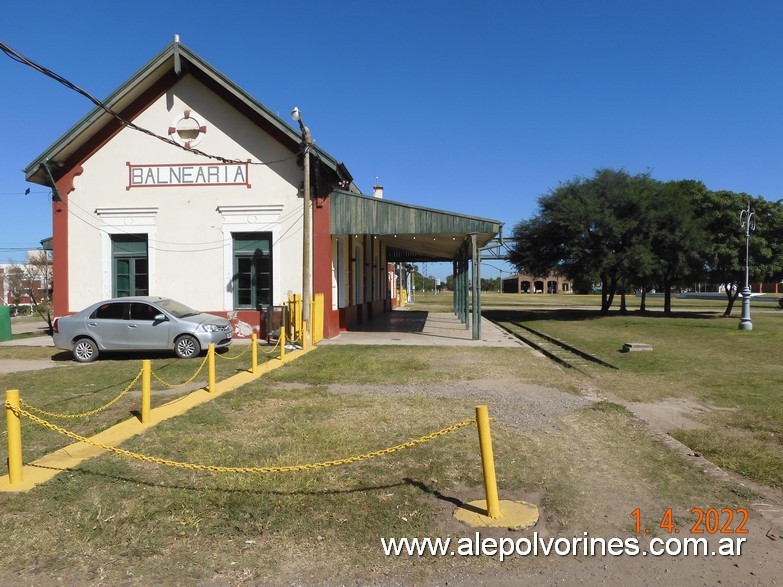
174, 334, 201, 359
73, 338, 99, 363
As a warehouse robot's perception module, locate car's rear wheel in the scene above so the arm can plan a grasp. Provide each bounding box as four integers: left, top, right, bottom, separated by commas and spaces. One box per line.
73, 338, 99, 363
174, 334, 201, 359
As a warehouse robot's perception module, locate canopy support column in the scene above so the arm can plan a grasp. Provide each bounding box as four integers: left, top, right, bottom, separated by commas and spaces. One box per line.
471, 233, 481, 340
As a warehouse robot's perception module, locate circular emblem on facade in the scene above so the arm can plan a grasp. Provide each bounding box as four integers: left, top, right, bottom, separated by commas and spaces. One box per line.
168, 110, 207, 148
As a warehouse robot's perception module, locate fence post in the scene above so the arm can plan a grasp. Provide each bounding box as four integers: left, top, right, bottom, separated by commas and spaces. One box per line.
6, 389, 23, 485
475, 405, 501, 518
208, 343, 215, 393
251, 333, 258, 374
141, 360, 151, 424
309, 300, 314, 348
280, 329, 286, 361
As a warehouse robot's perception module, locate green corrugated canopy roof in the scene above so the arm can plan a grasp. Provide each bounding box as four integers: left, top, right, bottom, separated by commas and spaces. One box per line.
330, 189, 501, 261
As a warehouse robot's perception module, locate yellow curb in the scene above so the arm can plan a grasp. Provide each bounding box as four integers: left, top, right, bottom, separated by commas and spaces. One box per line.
0, 346, 315, 492
453, 499, 539, 530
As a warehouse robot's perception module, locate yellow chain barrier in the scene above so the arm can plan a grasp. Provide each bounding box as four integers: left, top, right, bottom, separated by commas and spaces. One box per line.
213, 344, 252, 361
257, 336, 282, 356
7, 404, 475, 474
150, 354, 209, 389
287, 334, 303, 347
18, 369, 144, 419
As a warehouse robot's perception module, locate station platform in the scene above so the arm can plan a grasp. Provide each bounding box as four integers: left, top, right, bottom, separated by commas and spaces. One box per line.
320, 310, 521, 347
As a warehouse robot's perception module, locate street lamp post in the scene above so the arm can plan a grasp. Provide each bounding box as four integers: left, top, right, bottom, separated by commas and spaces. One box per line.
292, 106, 312, 348
739, 201, 756, 331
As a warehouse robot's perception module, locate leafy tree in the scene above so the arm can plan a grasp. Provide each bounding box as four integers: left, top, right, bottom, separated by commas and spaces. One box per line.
480, 277, 501, 292
5, 252, 54, 331
751, 197, 783, 289
413, 270, 436, 293
510, 169, 657, 314
509, 176, 605, 306
647, 180, 709, 314
5, 265, 26, 314
692, 190, 783, 316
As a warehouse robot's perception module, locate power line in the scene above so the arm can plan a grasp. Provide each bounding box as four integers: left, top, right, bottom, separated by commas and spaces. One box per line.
65, 199, 304, 253
0, 40, 302, 168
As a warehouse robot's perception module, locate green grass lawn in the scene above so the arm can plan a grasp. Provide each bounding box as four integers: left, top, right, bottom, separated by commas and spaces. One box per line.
0, 295, 778, 582
0, 345, 272, 461
0, 343, 755, 584
453, 293, 783, 489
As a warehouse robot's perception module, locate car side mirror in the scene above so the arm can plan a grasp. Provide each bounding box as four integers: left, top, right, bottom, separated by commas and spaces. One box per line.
154, 314, 168, 322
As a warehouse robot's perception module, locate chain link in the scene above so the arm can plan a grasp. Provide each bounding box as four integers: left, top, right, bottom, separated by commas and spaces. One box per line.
257, 336, 282, 356
150, 354, 209, 388
7, 403, 475, 474
18, 369, 144, 419
213, 344, 252, 361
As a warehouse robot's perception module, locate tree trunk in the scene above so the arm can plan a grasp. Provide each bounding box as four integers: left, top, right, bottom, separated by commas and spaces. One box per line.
602, 273, 617, 314
619, 279, 628, 315
722, 283, 740, 317
663, 276, 672, 314
26, 290, 54, 335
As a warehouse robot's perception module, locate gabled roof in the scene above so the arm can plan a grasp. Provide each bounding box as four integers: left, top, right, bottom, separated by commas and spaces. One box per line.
24, 41, 353, 188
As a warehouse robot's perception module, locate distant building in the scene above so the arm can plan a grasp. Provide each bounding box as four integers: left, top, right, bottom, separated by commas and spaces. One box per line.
0, 249, 53, 313
502, 273, 572, 294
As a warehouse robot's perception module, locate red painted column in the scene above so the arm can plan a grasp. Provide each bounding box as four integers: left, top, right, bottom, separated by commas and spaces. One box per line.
51, 166, 83, 317
312, 193, 339, 338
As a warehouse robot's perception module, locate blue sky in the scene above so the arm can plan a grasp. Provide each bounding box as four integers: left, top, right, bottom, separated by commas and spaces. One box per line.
2, 1, 782, 280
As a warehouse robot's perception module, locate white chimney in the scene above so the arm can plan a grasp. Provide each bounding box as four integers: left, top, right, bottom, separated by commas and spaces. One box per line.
372, 178, 383, 199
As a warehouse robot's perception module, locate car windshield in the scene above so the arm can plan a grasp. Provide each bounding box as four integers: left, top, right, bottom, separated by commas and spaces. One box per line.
155, 299, 200, 319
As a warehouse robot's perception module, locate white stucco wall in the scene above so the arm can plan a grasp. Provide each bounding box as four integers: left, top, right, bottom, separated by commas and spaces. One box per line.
67, 74, 303, 311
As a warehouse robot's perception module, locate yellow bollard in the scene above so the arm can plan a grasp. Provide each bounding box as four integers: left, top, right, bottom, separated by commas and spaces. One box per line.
251, 333, 258, 374
141, 360, 151, 424
454, 407, 539, 529
309, 301, 314, 348
208, 343, 215, 393
6, 390, 23, 485
476, 405, 501, 518
279, 330, 285, 361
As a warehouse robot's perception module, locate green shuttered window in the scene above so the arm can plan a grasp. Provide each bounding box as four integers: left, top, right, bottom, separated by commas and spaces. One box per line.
233, 233, 272, 309
112, 235, 148, 297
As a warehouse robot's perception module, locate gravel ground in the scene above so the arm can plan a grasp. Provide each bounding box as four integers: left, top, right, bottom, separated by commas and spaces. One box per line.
321, 380, 597, 433
272, 376, 783, 586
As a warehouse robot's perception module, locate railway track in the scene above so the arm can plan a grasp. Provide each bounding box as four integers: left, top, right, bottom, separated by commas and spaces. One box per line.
491, 319, 618, 372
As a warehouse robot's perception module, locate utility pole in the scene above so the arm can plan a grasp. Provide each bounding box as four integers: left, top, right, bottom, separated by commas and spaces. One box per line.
292, 107, 311, 348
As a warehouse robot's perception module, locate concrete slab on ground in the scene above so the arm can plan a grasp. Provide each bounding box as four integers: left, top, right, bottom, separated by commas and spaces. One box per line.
0, 336, 53, 347
0, 317, 53, 347
321, 310, 521, 347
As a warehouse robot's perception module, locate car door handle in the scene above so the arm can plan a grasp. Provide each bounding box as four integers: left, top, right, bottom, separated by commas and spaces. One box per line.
88, 322, 97, 327
128, 324, 137, 328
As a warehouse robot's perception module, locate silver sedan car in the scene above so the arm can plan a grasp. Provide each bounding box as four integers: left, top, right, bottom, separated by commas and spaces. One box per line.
53, 297, 233, 362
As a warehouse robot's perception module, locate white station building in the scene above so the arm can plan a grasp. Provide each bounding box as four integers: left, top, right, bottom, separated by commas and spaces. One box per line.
25, 40, 500, 340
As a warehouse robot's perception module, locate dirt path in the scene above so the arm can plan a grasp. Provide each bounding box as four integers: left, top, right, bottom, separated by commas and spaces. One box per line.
0, 359, 68, 373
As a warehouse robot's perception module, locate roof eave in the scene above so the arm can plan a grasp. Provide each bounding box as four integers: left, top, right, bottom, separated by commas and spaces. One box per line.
25, 44, 179, 185
24, 41, 351, 185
